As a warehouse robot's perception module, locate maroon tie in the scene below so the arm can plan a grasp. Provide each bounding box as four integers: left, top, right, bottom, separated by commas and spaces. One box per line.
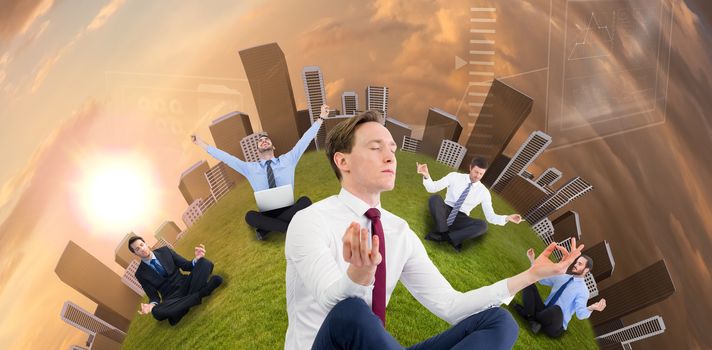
365, 208, 386, 325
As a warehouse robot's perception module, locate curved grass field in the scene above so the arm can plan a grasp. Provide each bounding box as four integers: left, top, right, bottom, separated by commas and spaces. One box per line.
122, 151, 597, 349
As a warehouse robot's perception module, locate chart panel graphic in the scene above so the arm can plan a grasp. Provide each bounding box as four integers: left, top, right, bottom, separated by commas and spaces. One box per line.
546, 0, 673, 148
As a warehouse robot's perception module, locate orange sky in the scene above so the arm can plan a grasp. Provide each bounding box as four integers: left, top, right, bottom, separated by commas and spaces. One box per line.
1, 0, 711, 349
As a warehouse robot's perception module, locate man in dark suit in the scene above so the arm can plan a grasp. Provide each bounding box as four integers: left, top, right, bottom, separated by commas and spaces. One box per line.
129, 236, 223, 325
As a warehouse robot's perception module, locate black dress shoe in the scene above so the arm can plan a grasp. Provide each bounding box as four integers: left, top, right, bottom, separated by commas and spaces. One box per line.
425, 232, 447, 242
255, 228, 268, 241
530, 320, 542, 334
512, 303, 527, 319
452, 243, 463, 252
200, 275, 224, 298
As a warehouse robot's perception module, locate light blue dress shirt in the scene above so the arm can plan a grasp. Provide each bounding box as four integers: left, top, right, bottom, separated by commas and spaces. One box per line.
539, 274, 592, 329
206, 119, 323, 192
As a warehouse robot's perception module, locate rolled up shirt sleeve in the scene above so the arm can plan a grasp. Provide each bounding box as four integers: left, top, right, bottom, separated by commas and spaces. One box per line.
399, 233, 512, 325
423, 172, 453, 193
481, 190, 508, 225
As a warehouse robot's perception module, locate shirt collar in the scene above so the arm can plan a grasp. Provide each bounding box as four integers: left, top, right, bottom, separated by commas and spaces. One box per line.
141, 252, 157, 265
337, 187, 382, 217
259, 157, 279, 166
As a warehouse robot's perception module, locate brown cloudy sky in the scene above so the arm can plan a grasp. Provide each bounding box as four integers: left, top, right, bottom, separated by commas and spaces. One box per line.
0, 0, 710, 348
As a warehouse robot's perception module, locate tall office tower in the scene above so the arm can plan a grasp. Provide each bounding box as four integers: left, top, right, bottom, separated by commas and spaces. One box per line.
323, 115, 351, 140
384, 117, 412, 149
595, 319, 625, 337
535, 167, 563, 188
596, 316, 666, 349
205, 162, 233, 202
114, 232, 137, 269
69, 345, 88, 350
154, 221, 181, 245
498, 176, 549, 216
436, 140, 468, 169
524, 177, 593, 225
491, 131, 552, 193
178, 160, 211, 205
551, 211, 582, 243
481, 154, 511, 188
421, 108, 463, 159
60, 301, 126, 345
342, 91, 358, 115
152, 237, 174, 250
590, 260, 675, 326
462, 79, 533, 172
121, 259, 145, 296
240, 132, 268, 163
239, 43, 300, 153
55, 241, 140, 331
301, 66, 328, 150
365, 86, 388, 117
209, 111, 253, 183
584, 272, 600, 298
401, 136, 422, 153
531, 218, 555, 243
182, 198, 206, 228
583, 240, 616, 283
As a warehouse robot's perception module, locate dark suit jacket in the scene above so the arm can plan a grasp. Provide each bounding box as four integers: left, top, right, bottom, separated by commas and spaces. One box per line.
135, 247, 194, 304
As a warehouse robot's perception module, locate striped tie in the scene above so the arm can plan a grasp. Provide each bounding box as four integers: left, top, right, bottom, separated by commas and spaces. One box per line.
446, 182, 473, 226
266, 160, 276, 188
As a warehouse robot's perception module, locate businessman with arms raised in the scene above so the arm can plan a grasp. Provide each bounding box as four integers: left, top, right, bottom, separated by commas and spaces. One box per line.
284, 110, 584, 349
193, 104, 330, 240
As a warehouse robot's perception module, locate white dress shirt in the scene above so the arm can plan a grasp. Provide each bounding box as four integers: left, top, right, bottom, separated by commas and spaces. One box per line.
284, 188, 512, 350
423, 172, 508, 225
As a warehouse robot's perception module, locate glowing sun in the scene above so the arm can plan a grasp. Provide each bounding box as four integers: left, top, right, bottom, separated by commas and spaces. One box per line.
75, 154, 158, 233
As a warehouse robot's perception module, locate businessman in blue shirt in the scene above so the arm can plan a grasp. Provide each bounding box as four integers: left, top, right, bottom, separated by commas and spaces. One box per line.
192, 104, 330, 240
512, 249, 607, 337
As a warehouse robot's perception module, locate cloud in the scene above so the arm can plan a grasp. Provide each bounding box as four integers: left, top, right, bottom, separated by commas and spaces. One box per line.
86, 0, 126, 32
0, 0, 54, 42
29, 0, 127, 93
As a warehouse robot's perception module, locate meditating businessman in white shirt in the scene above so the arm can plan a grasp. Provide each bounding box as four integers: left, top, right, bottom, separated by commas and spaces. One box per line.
417, 157, 523, 252
284, 110, 584, 350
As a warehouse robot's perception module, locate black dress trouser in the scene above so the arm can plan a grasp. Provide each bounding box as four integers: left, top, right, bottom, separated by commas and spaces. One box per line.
428, 194, 488, 246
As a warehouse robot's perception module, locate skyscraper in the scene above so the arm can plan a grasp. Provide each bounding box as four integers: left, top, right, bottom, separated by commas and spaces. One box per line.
480, 154, 511, 188
240, 132, 268, 163
590, 260, 675, 326
436, 140, 468, 169
178, 160, 211, 205
384, 117, 412, 149
114, 232, 137, 269
209, 111, 253, 183
342, 91, 358, 115
491, 131, 552, 193
121, 259, 145, 296
551, 211, 582, 243
55, 241, 140, 331
154, 221, 181, 245
498, 176, 550, 216
401, 136, 422, 153
535, 167, 563, 188
365, 86, 388, 117
60, 301, 126, 345
583, 240, 616, 283
596, 315, 666, 348
301, 66, 327, 150
461, 79, 533, 172
205, 162, 233, 202
421, 108, 463, 159
524, 177, 593, 225
239, 43, 300, 153
182, 198, 206, 228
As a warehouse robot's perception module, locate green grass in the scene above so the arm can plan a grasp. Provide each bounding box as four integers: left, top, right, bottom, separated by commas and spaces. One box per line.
122, 151, 597, 349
